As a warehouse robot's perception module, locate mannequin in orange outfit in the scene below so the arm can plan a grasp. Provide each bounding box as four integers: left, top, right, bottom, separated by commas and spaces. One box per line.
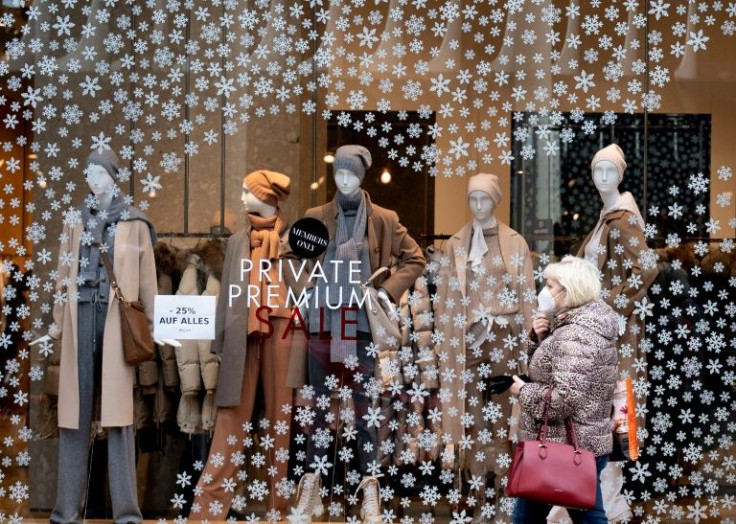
190, 171, 294, 521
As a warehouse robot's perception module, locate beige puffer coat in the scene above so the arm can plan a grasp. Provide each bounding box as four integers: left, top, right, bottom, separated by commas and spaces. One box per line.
393, 247, 443, 464
175, 254, 221, 434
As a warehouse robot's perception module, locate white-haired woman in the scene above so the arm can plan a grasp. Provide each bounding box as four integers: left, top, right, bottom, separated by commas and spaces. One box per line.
509, 256, 618, 524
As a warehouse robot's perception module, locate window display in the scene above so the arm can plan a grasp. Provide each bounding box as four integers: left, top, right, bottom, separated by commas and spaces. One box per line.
0, 1, 732, 523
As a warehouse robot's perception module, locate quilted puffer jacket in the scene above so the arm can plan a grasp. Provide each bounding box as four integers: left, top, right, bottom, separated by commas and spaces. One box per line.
175, 254, 221, 434
518, 299, 618, 457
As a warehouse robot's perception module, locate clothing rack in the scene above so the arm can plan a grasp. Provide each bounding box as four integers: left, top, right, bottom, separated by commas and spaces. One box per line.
157, 232, 231, 239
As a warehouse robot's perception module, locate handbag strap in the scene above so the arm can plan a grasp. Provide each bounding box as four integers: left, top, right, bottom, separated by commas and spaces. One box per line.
536, 389, 554, 443
100, 251, 127, 303
536, 388, 582, 451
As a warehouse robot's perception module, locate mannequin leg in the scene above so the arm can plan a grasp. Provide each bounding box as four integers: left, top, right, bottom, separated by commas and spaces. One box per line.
352, 334, 377, 475
107, 426, 142, 524
599, 462, 632, 522
51, 303, 98, 524
191, 337, 261, 519
259, 318, 294, 515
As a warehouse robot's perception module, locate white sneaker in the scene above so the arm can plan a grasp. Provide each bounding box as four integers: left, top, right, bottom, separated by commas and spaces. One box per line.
288, 473, 324, 524
356, 475, 382, 524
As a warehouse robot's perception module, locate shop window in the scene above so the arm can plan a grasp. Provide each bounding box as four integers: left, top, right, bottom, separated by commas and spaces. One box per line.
511, 113, 711, 257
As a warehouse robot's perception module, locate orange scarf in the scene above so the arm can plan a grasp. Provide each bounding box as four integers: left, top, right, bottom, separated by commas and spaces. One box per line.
247, 210, 286, 335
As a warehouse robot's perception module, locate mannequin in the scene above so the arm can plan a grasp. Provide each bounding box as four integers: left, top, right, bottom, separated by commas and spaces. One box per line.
190, 170, 295, 521
434, 173, 535, 523
30, 148, 170, 524
546, 145, 656, 524
281, 145, 426, 524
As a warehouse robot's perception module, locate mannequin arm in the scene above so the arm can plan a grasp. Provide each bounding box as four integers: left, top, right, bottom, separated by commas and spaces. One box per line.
49, 221, 74, 341
380, 212, 426, 303
29, 334, 52, 346
605, 214, 657, 317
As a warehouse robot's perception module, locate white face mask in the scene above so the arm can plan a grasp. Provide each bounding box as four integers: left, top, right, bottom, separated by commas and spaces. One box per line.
538, 287, 564, 314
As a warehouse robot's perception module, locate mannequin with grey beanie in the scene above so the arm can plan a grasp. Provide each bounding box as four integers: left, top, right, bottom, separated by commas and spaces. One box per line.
31, 147, 176, 524
282, 144, 426, 524
434, 173, 535, 523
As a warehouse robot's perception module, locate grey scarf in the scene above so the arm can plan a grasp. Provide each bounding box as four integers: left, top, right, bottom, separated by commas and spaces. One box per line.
79, 195, 128, 285
327, 190, 369, 362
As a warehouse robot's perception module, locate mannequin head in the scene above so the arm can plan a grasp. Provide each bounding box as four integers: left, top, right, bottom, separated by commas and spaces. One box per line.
468, 190, 495, 223
85, 163, 116, 197
467, 173, 501, 226
241, 170, 291, 218
333, 145, 372, 198
592, 160, 620, 195
334, 169, 362, 198
590, 144, 626, 205
85, 148, 120, 209
241, 183, 277, 217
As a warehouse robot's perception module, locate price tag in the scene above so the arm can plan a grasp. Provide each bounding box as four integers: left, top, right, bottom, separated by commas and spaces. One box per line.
154, 295, 216, 340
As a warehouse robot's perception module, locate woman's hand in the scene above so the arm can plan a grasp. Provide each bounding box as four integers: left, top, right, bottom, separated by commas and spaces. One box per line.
532, 313, 550, 341
509, 375, 527, 396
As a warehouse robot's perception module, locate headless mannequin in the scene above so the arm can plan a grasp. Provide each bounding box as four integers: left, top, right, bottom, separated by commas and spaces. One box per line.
31, 166, 179, 349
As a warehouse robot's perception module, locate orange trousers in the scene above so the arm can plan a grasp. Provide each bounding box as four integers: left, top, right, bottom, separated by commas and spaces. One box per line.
191, 318, 293, 518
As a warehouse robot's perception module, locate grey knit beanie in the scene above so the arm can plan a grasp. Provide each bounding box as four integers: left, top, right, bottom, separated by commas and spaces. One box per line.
87, 148, 120, 181
334, 145, 372, 182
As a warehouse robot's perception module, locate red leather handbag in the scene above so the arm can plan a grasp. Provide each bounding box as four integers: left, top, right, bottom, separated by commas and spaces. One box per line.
507, 389, 597, 510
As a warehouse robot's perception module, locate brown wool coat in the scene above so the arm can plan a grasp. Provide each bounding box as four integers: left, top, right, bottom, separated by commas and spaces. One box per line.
518, 299, 619, 457
280, 191, 426, 388
577, 209, 657, 423
435, 221, 535, 443
50, 218, 157, 429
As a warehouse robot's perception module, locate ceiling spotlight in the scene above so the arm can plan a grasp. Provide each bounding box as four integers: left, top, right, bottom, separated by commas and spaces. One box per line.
380, 169, 391, 184
324, 153, 335, 164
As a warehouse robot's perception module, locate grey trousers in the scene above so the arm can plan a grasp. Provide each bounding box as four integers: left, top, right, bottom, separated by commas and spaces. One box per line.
51, 300, 141, 524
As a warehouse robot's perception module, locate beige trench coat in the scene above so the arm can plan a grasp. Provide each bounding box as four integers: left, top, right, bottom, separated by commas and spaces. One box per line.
50, 217, 157, 429
435, 221, 535, 443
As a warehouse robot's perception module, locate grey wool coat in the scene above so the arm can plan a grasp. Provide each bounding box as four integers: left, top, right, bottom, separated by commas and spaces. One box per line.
210, 224, 292, 407
518, 299, 619, 457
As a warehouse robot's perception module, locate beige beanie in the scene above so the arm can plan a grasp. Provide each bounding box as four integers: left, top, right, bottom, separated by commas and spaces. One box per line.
467, 173, 502, 206
591, 144, 627, 181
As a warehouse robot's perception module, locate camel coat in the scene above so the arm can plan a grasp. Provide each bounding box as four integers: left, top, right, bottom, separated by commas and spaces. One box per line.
577, 209, 658, 423
50, 217, 157, 429
280, 191, 426, 387
435, 221, 535, 443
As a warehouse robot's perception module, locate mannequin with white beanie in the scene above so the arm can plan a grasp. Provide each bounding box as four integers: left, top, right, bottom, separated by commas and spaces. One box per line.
545, 144, 657, 524
434, 173, 535, 523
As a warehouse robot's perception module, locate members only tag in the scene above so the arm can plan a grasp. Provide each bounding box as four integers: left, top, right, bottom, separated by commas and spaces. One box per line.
154, 295, 216, 340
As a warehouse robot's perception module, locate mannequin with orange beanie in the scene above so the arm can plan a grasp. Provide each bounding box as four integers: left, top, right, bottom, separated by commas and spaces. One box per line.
190, 170, 295, 521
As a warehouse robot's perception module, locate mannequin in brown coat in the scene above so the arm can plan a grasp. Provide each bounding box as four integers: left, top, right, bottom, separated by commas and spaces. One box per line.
548, 145, 657, 524
281, 145, 425, 524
